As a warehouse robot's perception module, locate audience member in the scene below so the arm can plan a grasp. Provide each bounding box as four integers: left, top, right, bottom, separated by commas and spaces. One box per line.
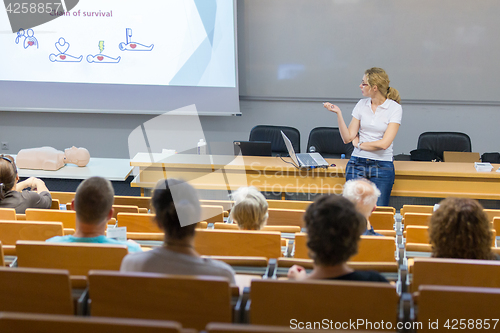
229, 186, 268, 230
0, 154, 51, 213
342, 178, 383, 236
429, 197, 496, 260
288, 194, 388, 282
120, 178, 236, 283
46, 176, 142, 252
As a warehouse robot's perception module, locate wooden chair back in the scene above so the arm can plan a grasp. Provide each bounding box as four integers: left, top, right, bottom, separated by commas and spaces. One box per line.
89, 270, 232, 330
374, 206, 396, 214
267, 208, 305, 227
116, 213, 160, 232
350, 236, 397, 262
200, 199, 233, 211
418, 285, 500, 326
50, 199, 61, 210
200, 205, 224, 224
412, 257, 500, 292
0, 242, 4, 267
250, 279, 398, 327
401, 204, 434, 215
369, 211, 395, 230
266, 200, 311, 210
403, 212, 431, 229
0, 312, 182, 333
0, 267, 73, 315
484, 209, 500, 222
405, 225, 429, 244
112, 205, 139, 220
25, 209, 77, 229
0, 221, 64, 255
405, 226, 496, 250
206, 322, 381, 333
16, 241, 128, 276
113, 195, 151, 210
194, 229, 282, 259
213, 223, 300, 233
294, 234, 396, 263
49, 192, 76, 205
0, 208, 16, 220
493, 217, 500, 238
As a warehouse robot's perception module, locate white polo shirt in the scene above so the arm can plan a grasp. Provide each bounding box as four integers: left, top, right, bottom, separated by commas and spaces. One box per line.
351, 98, 402, 161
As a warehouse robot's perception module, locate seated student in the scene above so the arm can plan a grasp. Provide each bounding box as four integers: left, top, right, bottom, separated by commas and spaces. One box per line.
429, 197, 496, 260
229, 186, 268, 230
0, 154, 51, 213
120, 178, 236, 284
342, 178, 383, 236
287, 195, 388, 282
46, 176, 142, 252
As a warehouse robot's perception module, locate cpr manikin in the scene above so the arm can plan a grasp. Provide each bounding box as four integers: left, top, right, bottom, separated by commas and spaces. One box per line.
16, 147, 90, 171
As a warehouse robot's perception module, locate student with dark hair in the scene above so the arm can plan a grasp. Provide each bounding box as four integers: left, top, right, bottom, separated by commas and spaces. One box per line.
429, 197, 496, 260
288, 195, 388, 282
0, 154, 51, 213
120, 178, 235, 283
46, 176, 142, 252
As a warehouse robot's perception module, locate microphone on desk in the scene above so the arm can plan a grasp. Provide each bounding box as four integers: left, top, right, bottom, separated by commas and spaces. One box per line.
309, 146, 316, 153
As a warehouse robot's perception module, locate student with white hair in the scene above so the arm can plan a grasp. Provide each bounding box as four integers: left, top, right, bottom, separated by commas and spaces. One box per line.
229, 186, 268, 230
342, 178, 382, 236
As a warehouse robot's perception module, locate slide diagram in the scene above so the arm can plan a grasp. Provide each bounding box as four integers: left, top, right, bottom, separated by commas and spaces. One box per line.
119, 28, 154, 51
15, 29, 39, 49
87, 41, 121, 63
49, 38, 83, 62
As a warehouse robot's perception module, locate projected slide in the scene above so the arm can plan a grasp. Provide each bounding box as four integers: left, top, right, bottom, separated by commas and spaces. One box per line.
0, 0, 236, 88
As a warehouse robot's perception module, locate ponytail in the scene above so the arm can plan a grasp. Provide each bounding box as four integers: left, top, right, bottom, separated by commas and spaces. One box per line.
387, 86, 401, 104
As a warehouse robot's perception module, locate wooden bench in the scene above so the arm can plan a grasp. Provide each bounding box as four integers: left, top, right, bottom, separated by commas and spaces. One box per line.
0, 312, 182, 333
0, 267, 73, 315
88, 270, 232, 330
267, 208, 305, 227
411, 257, 500, 292
16, 241, 129, 288
0, 221, 63, 255
194, 229, 282, 259
250, 279, 398, 327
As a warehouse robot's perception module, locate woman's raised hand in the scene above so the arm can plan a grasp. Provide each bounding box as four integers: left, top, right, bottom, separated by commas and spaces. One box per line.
323, 102, 341, 114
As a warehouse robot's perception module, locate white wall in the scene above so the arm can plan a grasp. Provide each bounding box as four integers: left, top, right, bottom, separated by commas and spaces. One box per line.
0, 100, 497, 159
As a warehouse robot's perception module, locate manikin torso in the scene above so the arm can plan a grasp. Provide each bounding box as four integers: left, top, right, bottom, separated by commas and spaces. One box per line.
16, 146, 90, 171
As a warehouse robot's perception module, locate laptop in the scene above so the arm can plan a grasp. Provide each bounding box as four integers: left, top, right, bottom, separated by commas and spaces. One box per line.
234, 141, 272, 156
443, 151, 481, 163
280, 131, 329, 168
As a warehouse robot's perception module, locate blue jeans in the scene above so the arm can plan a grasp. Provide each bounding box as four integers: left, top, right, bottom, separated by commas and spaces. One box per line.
345, 156, 395, 206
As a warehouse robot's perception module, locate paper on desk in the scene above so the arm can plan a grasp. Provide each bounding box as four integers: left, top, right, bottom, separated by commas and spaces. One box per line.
474, 162, 493, 172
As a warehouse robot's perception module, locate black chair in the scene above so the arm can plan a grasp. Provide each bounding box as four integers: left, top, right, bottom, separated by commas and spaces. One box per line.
417, 132, 472, 161
306, 127, 354, 159
249, 125, 300, 156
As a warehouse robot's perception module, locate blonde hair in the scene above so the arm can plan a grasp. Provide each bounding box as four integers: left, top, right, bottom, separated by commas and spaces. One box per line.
230, 187, 268, 230
365, 67, 401, 104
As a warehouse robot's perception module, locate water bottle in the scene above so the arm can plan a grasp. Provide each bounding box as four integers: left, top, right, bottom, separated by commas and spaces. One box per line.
341, 154, 346, 159
197, 139, 207, 155
309, 146, 316, 153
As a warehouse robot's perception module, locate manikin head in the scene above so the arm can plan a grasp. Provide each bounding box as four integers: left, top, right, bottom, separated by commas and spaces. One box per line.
64, 147, 90, 167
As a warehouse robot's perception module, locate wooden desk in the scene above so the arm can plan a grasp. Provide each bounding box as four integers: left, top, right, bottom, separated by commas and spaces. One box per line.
130, 154, 500, 200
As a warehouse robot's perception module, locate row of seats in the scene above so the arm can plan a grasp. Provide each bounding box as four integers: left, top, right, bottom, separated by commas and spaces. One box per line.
249, 125, 491, 162
249, 125, 354, 158
1, 258, 500, 330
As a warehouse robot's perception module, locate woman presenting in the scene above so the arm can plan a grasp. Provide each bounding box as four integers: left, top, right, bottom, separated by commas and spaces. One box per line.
324, 67, 402, 206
